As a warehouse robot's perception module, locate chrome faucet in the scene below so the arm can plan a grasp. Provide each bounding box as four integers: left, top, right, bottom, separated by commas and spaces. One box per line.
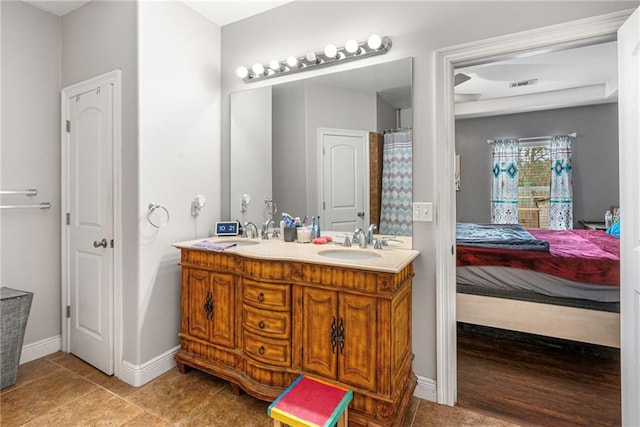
367, 224, 377, 244
262, 218, 276, 240
353, 228, 367, 248
243, 221, 258, 238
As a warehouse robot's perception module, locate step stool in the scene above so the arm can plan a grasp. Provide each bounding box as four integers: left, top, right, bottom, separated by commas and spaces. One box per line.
268, 375, 353, 427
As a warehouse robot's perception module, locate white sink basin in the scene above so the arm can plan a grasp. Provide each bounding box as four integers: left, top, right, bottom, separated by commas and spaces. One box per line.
318, 249, 382, 260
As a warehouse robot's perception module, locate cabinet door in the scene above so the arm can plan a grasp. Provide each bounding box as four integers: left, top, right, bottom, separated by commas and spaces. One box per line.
186, 269, 212, 341
338, 293, 377, 392
301, 287, 337, 379
186, 269, 235, 348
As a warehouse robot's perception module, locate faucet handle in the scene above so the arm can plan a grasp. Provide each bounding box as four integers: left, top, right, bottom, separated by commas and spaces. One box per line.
342, 235, 352, 247
373, 239, 383, 249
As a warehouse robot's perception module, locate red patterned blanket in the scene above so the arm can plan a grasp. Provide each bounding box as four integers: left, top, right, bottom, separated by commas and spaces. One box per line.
456, 229, 619, 286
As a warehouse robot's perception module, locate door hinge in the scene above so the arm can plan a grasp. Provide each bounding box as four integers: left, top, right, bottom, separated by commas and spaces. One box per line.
110, 239, 114, 248
66, 120, 70, 133
66, 213, 70, 225
66, 305, 71, 318
323, 201, 326, 210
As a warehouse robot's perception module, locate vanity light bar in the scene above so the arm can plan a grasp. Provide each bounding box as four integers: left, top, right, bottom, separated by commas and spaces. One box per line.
237, 35, 392, 83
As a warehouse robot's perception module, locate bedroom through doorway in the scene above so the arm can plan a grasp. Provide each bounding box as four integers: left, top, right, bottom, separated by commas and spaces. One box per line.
452, 39, 622, 425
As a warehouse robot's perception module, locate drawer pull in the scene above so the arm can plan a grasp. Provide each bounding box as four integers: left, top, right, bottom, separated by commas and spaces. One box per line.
258, 320, 265, 329
257, 292, 265, 302
259, 345, 265, 355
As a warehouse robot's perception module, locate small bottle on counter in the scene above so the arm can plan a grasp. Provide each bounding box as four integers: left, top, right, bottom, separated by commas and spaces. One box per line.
604, 210, 613, 228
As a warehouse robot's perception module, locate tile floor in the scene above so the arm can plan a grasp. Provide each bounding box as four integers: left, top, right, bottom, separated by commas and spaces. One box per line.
1, 352, 514, 426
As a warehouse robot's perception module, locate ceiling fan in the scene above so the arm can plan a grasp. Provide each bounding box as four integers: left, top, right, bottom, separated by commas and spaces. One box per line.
454, 73, 471, 86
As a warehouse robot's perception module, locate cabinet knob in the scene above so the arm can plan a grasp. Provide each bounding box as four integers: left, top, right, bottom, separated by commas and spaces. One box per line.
257, 292, 265, 302
259, 345, 265, 355
258, 320, 265, 329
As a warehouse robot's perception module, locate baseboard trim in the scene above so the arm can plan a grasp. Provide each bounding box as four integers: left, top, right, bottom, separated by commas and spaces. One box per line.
20, 335, 61, 364
413, 375, 437, 402
118, 346, 179, 387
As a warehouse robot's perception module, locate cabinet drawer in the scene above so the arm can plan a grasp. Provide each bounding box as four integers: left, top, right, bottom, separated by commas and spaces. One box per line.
243, 304, 290, 339
243, 280, 290, 310
243, 330, 291, 366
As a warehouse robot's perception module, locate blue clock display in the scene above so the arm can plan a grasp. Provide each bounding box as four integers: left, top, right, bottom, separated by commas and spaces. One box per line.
215, 221, 240, 236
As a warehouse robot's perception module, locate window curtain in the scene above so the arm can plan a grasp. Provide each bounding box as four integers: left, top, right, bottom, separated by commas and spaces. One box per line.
491, 139, 519, 224
379, 130, 412, 236
549, 135, 573, 230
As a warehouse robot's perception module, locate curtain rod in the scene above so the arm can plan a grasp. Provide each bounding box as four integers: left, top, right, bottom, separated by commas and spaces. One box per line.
486, 132, 576, 144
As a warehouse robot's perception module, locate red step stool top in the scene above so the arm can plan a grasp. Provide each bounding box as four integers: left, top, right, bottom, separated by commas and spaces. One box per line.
268, 375, 353, 427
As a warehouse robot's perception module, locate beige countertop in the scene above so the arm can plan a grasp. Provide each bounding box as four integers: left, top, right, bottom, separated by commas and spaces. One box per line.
174, 233, 419, 273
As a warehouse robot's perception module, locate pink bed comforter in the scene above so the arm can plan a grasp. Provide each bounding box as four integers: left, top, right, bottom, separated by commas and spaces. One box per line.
456, 229, 619, 286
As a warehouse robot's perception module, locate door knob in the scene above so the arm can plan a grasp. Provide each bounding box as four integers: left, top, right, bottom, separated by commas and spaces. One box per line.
357, 211, 365, 218
93, 238, 108, 248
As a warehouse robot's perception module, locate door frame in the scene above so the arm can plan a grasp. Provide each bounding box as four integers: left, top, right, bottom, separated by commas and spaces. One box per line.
433, 10, 634, 406
61, 70, 122, 377
317, 127, 370, 231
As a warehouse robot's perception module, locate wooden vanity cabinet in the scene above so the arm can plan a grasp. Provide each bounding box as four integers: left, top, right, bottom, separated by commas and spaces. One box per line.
175, 247, 415, 427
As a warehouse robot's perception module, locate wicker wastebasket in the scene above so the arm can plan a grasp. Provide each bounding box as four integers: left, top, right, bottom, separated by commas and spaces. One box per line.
1, 287, 34, 389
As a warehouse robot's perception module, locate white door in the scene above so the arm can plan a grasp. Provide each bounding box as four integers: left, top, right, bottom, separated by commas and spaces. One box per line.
319, 129, 369, 233
64, 82, 114, 374
618, 7, 640, 426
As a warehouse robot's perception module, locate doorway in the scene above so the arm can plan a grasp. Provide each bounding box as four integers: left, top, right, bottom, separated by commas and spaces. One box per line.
433, 9, 634, 408
61, 70, 122, 376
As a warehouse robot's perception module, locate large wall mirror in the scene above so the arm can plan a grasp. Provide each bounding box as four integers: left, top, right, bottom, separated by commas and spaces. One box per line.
230, 57, 413, 241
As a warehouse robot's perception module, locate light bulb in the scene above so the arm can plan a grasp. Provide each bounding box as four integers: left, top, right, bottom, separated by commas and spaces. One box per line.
286, 56, 298, 67
269, 60, 280, 71
252, 63, 264, 75
236, 66, 248, 79
367, 34, 383, 50
305, 52, 318, 63
324, 44, 338, 59
345, 39, 359, 54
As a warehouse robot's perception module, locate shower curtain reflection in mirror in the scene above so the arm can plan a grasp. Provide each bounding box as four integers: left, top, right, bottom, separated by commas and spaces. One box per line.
379, 129, 413, 236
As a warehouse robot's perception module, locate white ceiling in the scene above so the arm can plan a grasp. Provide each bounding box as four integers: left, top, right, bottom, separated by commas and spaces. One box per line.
22, 1, 617, 118
454, 41, 618, 118
21, 0, 293, 26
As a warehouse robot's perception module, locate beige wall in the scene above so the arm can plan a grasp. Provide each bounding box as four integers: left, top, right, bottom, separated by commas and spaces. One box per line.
1, 1, 62, 351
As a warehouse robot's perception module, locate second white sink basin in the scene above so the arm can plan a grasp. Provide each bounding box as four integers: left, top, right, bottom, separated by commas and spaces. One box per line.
318, 249, 382, 260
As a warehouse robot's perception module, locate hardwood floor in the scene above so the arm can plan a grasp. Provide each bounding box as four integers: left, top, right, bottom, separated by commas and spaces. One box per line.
456, 323, 621, 426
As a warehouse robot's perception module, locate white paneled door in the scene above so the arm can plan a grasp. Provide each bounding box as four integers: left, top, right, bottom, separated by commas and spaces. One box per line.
319, 128, 369, 233
618, 7, 640, 426
63, 79, 114, 375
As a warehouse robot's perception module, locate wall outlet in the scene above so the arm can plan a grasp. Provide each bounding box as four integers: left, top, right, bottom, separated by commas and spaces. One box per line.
413, 202, 433, 222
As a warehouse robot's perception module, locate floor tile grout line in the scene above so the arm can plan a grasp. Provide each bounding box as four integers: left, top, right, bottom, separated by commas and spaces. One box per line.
18, 385, 101, 426
0, 359, 65, 397
407, 399, 420, 427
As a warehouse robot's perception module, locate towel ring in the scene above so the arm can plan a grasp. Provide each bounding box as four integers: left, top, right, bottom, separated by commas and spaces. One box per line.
147, 203, 169, 228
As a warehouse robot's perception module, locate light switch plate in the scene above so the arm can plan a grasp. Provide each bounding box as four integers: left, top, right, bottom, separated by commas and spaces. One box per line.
413, 202, 433, 222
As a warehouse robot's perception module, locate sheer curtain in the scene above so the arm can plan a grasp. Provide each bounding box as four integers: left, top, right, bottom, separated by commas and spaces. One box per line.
379, 130, 412, 236
549, 135, 573, 229
491, 139, 519, 224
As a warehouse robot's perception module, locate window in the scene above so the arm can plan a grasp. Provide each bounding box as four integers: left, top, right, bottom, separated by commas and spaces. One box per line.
518, 145, 551, 229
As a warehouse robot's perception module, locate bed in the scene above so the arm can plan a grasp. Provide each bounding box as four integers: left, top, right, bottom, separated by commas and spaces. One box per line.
456, 223, 620, 348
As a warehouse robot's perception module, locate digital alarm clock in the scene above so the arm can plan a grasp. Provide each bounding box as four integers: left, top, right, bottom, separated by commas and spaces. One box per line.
215, 221, 240, 236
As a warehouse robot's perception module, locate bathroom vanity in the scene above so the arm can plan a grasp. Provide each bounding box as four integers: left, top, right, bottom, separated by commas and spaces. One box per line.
173, 237, 418, 427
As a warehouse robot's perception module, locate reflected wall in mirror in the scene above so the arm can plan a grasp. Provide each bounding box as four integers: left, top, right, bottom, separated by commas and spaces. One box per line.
230, 57, 413, 238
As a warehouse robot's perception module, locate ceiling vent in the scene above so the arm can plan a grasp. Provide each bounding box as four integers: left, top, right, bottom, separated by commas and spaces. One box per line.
509, 78, 538, 88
